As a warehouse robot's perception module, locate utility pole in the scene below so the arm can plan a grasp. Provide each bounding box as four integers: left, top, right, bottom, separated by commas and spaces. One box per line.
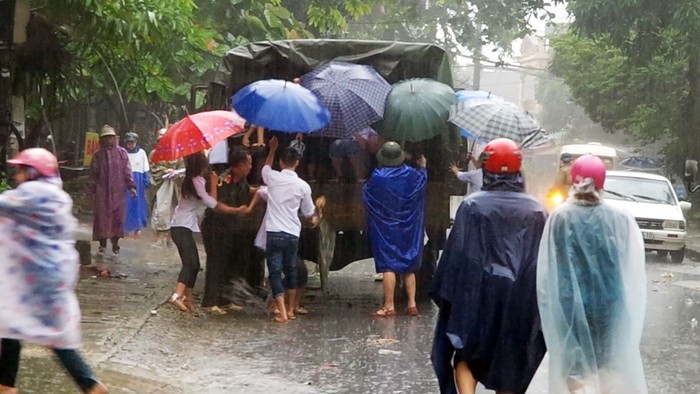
472, 25, 483, 90
0, 0, 15, 129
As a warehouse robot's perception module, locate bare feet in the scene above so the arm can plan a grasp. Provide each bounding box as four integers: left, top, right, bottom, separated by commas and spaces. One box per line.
168, 294, 190, 313
369, 307, 396, 317
85, 382, 109, 394
273, 313, 288, 323
0, 385, 17, 394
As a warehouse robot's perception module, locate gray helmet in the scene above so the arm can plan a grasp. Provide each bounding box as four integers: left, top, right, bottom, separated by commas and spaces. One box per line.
289, 139, 306, 157
124, 132, 138, 143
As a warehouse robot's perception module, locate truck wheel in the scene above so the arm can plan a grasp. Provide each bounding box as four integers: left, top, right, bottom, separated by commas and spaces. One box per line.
671, 247, 685, 264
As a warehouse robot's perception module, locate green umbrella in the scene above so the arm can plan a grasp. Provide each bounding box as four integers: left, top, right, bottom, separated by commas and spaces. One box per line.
374, 78, 457, 142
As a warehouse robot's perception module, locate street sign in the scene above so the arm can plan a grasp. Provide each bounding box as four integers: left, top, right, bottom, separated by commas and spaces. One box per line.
83, 132, 99, 166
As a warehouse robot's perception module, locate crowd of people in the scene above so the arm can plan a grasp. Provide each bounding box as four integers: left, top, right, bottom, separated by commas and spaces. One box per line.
0, 121, 649, 393
431, 139, 647, 393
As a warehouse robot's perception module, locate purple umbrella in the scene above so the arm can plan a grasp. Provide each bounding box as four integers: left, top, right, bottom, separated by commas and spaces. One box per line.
300, 61, 391, 138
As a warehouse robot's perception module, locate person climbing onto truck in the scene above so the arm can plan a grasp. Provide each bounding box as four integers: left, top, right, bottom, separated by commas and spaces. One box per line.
363, 141, 427, 317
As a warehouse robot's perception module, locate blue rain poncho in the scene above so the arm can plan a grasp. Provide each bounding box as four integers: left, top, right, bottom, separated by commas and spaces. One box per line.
430, 172, 547, 394
363, 164, 427, 274
125, 146, 150, 233
537, 198, 647, 393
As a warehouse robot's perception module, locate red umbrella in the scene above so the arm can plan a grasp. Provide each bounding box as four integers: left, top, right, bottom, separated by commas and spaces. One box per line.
151, 110, 246, 163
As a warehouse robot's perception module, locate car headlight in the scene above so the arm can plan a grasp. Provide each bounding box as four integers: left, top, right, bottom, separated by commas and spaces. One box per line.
549, 191, 564, 205
662, 220, 685, 230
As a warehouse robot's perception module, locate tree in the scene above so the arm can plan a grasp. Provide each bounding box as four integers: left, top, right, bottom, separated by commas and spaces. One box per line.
22, 0, 215, 136
535, 71, 610, 143
556, 0, 700, 169
347, 1, 554, 68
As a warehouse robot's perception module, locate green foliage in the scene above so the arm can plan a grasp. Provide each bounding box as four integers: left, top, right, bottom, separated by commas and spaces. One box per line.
26, 0, 213, 121
549, 31, 688, 170
555, 0, 700, 174
342, 0, 553, 65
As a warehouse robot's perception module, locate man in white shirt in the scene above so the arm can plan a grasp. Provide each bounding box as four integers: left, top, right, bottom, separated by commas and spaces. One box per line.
449, 151, 484, 196
262, 137, 319, 323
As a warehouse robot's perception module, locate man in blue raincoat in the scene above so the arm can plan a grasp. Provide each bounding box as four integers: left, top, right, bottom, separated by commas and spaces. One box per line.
363, 141, 427, 317
430, 138, 547, 394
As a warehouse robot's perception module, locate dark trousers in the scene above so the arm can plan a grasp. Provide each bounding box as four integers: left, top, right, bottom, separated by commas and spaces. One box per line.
98, 237, 119, 248
171, 226, 200, 288
0, 338, 99, 390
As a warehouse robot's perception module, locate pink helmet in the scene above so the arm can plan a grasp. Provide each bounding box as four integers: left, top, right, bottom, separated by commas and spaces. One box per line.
570, 154, 606, 190
7, 148, 59, 177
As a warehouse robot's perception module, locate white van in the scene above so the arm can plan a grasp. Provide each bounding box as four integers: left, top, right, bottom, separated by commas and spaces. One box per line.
560, 142, 618, 169
546, 142, 619, 209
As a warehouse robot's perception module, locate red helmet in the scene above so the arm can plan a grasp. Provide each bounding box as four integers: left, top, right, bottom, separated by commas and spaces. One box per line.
482, 138, 522, 174
571, 154, 606, 189
7, 148, 59, 177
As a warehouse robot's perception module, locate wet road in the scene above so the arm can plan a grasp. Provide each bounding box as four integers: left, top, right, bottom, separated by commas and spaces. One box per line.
12, 238, 700, 393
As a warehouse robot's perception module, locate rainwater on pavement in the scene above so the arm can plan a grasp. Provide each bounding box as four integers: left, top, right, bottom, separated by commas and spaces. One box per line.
11, 233, 700, 393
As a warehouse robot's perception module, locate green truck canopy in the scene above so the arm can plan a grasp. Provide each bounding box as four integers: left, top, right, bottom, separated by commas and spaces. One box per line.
209, 39, 454, 108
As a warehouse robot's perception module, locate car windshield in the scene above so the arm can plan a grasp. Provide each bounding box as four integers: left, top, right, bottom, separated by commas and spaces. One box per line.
604, 176, 675, 204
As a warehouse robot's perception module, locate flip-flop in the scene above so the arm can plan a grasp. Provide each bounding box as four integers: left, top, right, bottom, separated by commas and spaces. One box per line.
294, 306, 309, 315
369, 307, 396, 317
407, 306, 419, 316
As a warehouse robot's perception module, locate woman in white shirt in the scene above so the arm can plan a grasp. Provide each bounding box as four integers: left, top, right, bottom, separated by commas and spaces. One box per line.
168, 152, 248, 313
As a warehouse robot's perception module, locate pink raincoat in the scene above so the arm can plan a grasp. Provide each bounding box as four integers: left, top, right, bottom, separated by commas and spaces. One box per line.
88, 144, 135, 240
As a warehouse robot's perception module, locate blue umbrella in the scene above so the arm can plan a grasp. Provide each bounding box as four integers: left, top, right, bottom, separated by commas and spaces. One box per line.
619, 156, 662, 169
300, 61, 391, 138
455, 90, 503, 140
231, 79, 331, 132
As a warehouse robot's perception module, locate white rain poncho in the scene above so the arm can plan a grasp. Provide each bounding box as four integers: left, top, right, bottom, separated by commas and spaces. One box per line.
537, 194, 647, 394
0, 178, 82, 349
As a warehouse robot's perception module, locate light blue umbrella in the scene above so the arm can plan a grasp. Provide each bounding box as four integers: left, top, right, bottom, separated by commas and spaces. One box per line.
231, 79, 330, 132
455, 90, 503, 140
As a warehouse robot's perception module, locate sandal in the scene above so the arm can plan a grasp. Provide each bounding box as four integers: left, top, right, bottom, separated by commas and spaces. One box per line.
221, 303, 244, 312
287, 311, 297, 320
168, 293, 190, 313
407, 306, 419, 316
184, 298, 197, 313
369, 307, 396, 317
96, 247, 105, 256
294, 306, 309, 315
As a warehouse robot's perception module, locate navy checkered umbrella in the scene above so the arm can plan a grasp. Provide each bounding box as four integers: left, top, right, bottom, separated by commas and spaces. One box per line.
449, 99, 547, 148
300, 61, 391, 138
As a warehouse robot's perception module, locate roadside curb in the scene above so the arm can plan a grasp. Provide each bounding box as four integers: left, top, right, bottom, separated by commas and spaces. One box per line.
687, 247, 700, 262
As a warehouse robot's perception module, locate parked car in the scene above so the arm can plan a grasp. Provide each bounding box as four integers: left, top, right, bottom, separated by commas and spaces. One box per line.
603, 171, 690, 263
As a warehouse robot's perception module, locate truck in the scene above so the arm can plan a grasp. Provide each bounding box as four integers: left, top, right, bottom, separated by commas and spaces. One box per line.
199, 39, 463, 294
